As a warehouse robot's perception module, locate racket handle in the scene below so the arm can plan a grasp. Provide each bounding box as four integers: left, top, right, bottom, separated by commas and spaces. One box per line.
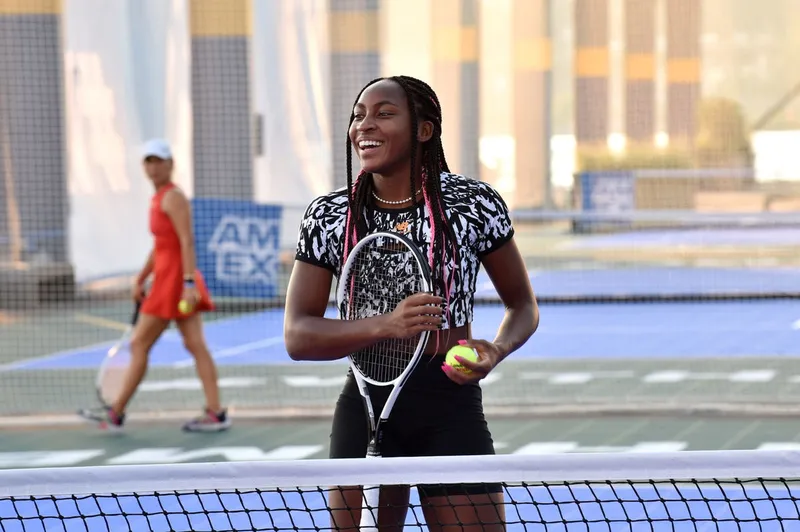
131, 290, 145, 325
359, 482, 380, 532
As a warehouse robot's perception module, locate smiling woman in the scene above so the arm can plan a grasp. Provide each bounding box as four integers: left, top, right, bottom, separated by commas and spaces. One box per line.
283, 75, 540, 532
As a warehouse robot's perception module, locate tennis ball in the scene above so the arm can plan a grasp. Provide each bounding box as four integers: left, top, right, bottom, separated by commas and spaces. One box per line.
445, 345, 479, 374
178, 300, 194, 314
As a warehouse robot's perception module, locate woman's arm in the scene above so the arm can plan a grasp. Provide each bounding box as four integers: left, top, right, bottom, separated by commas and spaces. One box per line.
284, 262, 386, 361
162, 189, 197, 278
283, 261, 443, 361
137, 249, 155, 285
480, 237, 539, 362
444, 237, 538, 383
133, 249, 155, 301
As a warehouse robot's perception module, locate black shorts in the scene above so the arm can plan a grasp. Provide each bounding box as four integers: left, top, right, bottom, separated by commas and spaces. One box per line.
329, 354, 502, 498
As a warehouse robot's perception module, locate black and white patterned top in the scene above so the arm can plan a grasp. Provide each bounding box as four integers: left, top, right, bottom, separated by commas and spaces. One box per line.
295, 172, 515, 329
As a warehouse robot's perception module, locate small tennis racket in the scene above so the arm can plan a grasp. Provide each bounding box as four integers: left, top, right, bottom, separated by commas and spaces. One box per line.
336, 231, 434, 531
95, 298, 142, 408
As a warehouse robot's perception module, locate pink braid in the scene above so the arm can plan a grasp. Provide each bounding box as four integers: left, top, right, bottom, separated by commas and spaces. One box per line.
342, 172, 364, 262
422, 170, 436, 274
420, 169, 442, 352
342, 173, 364, 314
343, 207, 353, 262
434, 171, 455, 328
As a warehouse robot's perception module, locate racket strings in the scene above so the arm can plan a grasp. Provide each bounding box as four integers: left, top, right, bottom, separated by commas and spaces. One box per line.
98, 343, 132, 406
342, 237, 428, 384
356, 337, 417, 382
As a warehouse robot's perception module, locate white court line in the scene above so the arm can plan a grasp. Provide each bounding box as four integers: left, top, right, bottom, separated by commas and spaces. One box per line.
172, 336, 285, 368
792, 319, 800, 330
73, 313, 129, 332
0, 329, 189, 373
0, 340, 118, 372
0, 309, 279, 373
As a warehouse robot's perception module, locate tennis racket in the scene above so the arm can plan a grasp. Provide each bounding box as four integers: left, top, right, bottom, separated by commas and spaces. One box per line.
95, 297, 142, 408
336, 231, 434, 532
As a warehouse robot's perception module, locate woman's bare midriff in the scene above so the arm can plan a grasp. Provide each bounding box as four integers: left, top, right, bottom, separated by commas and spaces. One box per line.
422, 323, 472, 356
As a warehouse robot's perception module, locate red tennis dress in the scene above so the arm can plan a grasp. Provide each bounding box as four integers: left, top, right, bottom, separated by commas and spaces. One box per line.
140, 182, 214, 320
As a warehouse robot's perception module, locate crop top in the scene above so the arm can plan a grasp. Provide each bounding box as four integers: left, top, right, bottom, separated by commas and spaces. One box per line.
294, 172, 515, 329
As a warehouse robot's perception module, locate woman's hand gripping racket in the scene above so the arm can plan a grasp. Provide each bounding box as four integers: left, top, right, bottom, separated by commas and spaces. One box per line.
95, 297, 143, 408
336, 231, 441, 532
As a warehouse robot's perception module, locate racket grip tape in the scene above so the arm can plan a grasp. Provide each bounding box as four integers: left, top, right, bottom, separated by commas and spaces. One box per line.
131, 292, 145, 325
359, 439, 381, 530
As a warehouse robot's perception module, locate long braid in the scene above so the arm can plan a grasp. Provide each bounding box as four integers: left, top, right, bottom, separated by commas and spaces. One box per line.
389, 76, 460, 318
343, 77, 383, 262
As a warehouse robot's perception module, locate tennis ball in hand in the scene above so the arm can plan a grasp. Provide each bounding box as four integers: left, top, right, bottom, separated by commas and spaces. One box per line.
445, 345, 479, 375
178, 300, 194, 314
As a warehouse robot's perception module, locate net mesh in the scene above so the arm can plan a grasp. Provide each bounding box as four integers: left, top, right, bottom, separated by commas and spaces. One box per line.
1, 451, 799, 531
1, 0, 800, 423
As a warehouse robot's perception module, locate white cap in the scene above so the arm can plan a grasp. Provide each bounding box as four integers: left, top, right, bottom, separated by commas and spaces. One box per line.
142, 138, 172, 160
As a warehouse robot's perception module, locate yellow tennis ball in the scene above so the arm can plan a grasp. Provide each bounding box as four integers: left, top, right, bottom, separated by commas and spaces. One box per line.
445, 345, 479, 374
178, 300, 193, 314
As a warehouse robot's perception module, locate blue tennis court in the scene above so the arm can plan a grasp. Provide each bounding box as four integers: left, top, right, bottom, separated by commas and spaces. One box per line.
491, 267, 800, 299
5, 299, 800, 371
2, 484, 797, 531
6, 266, 800, 373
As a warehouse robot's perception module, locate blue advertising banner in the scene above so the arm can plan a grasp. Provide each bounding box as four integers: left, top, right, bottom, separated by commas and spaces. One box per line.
192, 199, 283, 299
577, 171, 635, 232
579, 171, 636, 212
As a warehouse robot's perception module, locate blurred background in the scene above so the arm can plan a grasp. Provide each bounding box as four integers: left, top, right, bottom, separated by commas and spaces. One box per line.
2, 0, 800, 464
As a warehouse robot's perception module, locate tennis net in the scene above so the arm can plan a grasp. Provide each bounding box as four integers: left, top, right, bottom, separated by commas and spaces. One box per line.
506, 206, 800, 304
1, 450, 799, 531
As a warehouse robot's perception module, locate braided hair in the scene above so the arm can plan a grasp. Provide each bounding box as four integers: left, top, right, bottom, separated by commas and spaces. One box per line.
342, 75, 460, 319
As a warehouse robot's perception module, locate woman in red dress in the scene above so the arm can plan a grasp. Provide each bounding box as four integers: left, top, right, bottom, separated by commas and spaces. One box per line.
80, 139, 230, 433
